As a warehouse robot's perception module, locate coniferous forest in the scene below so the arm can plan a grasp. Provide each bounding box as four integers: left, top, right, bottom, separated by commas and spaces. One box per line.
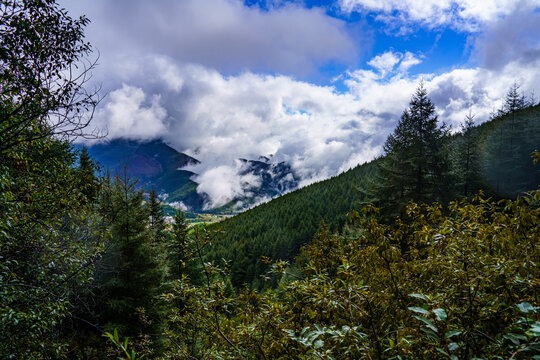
1, 1, 540, 359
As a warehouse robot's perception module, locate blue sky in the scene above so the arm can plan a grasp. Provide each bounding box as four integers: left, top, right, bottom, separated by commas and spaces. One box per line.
66, 0, 540, 208
243, 0, 473, 82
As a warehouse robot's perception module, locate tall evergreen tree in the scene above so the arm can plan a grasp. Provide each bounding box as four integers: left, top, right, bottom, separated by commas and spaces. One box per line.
78, 146, 101, 204
498, 82, 528, 116
146, 187, 167, 250
456, 112, 481, 197
366, 83, 452, 218
100, 173, 166, 356
168, 209, 202, 285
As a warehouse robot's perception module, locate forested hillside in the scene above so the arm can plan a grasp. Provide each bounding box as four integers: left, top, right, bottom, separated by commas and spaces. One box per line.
209, 97, 540, 288
207, 159, 375, 287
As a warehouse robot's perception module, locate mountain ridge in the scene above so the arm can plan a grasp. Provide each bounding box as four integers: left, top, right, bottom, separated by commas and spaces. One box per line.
83, 139, 299, 213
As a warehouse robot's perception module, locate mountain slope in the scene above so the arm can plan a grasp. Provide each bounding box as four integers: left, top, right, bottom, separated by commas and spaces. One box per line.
208, 104, 540, 288
207, 160, 375, 288
85, 139, 300, 213
85, 139, 205, 211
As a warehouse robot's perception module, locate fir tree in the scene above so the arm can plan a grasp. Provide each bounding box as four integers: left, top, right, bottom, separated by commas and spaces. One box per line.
456, 112, 481, 197
168, 209, 202, 285
498, 82, 528, 116
101, 172, 166, 356
366, 83, 452, 218
146, 188, 167, 250
77, 146, 101, 203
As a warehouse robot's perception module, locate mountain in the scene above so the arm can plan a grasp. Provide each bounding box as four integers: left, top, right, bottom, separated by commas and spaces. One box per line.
239, 158, 299, 197
85, 139, 299, 213
85, 139, 205, 211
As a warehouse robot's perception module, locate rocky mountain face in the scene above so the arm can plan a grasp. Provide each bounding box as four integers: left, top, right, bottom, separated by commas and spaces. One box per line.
238, 157, 298, 197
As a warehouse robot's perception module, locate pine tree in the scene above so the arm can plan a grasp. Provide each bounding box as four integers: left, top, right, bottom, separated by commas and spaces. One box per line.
168, 209, 202, 285
101, 172, 166, 356
77, 146, 101, 204
456, 112, 481, 197
366, 83, 452, 218
146, 188, 167, 250
498, 82, 527, 116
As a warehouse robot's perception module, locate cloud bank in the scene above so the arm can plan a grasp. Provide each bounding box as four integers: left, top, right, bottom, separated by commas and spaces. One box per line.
67, 0, 360, 76
87, 53, 540, 208
70, 0, 540, 209
340, 0, 540, 32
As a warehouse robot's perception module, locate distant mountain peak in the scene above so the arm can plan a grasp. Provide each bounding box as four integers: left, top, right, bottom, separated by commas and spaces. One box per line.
85, 139, 299, 214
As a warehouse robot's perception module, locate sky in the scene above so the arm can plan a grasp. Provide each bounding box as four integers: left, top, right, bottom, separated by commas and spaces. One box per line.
66, 0, 540, 209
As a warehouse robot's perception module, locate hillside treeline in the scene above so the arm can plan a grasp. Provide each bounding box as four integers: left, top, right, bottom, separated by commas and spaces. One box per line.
209, 86, 540, 288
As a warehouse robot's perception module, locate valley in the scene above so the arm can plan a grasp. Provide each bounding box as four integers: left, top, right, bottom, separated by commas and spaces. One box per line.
2, 1, 540, 358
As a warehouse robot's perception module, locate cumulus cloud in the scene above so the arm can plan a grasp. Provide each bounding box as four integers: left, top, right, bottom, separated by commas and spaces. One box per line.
84, 57, 388, 207
90, 84, 168, 140
345, 55, 540, 130
472, 8, 540, 69
368, 51, 401, 76
339, 0, 540, 31
66, 0, 360, 76
86, 51, 540, 208
367, 50, 422, 76
162, 62, 386, 205
399, 52, 423, 72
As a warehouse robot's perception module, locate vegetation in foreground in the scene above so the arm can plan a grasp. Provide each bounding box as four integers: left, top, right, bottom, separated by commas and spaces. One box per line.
163, 191, 540, 359
1, 0, 539, 359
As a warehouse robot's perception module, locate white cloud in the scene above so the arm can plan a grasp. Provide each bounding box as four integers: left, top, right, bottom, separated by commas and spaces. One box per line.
169, 201, 190, 212
87, 50, 540, 208
339, 0, 540, 31
91, 84, 167, 140
194, 161, 262, 209
368, 51, 401, 75
87, 58, 387, 207
399, 52, 423, 72
366, 50, 422, 76
66, 0, 360, 76
345, 55, 540, 129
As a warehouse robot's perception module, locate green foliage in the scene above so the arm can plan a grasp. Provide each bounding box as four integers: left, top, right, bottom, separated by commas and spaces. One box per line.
0, 1, 105, 355
163, 227, 240, 359
99, 173, 167, 357
104, 329, 143, 360
0, 139, 108, 358
0, 0, 99, 152
164, 191, 540, 359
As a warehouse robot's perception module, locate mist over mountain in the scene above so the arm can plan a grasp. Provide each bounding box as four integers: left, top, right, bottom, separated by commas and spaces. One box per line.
84, 139, 299, 212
